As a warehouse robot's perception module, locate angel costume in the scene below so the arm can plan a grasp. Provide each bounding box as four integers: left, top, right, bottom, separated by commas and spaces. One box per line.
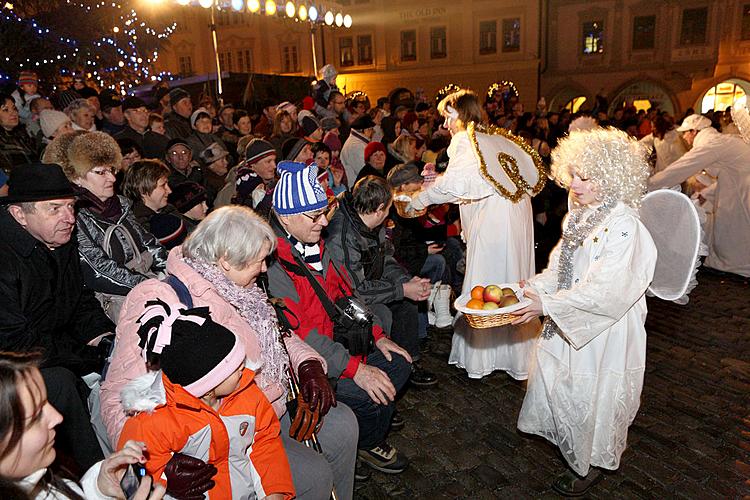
414, 124, 545, 379
517, 201, 657, 475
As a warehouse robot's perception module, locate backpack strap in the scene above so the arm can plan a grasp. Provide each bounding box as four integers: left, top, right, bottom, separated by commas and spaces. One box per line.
164, 275, 193, 309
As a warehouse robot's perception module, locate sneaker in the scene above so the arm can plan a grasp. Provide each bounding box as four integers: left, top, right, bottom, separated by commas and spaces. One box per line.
410, 364, 438, 387
358, 442, 409, 474
354, 459, 371, 482
391, 411, 405, 431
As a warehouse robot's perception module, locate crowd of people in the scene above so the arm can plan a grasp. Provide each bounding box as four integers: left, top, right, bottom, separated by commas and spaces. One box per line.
0, 62, 747, 499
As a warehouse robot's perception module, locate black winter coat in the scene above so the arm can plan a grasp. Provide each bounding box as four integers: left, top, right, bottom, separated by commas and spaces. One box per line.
0, 209, 114, 373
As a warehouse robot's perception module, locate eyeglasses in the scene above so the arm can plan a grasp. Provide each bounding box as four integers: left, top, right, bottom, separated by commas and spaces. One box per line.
169, 150, 191, 156
90, 167, 118, 177
302, 205, 335, 223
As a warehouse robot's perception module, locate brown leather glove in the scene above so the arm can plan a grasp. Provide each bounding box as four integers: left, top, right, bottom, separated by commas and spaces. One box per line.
297, 359, 336, 416
288, 397, 320, 442
164, 452, 217, 500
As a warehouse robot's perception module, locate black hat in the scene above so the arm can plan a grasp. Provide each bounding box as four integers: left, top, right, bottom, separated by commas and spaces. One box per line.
281, 137, 309, 161
1, 163, 76, 204
122, 96, 148, 112
169, 88, 191, 107
137, 303, 245, 397
149, 213, 188, 250
77, 86, 99, 99
386, 162, 423, 189
154, 87, 170, 103
351, 115, 375, 131
301, 115, 321, 138
166, 137, 191, 152
99, 92, 122, 111
415, 102, 430, 113
168, 181, 207, 213
244, 139, 276, 164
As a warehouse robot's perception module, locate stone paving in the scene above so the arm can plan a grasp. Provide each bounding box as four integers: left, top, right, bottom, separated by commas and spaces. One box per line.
355, 269, 750, 499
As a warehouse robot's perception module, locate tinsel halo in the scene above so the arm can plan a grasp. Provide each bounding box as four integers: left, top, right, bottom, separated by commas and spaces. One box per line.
551, 127, 649, 208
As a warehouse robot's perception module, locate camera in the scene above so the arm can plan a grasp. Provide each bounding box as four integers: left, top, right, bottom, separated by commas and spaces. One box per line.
338, 296, 373, 326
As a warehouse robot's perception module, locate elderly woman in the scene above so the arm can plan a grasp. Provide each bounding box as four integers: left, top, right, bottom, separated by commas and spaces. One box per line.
64, 98, 97, 132
512, 128, 657, 496
64, 131, 167, 321
100, 206, 358, 500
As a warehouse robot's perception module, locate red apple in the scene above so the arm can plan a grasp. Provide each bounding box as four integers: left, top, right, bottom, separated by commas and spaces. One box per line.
483, 285, 503, 304
482, 302, 499, 310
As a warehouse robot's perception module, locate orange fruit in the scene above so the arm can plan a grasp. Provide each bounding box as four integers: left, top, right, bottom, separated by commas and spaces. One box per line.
470, 286, 485, 300
466, 298, 485, 310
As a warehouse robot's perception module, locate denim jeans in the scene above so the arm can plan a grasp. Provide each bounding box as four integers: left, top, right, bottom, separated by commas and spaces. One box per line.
335, 350, 412, 449
420, 253, 449, 284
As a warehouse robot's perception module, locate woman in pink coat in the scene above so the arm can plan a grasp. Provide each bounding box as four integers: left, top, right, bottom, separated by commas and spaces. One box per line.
100, 206, 358, 500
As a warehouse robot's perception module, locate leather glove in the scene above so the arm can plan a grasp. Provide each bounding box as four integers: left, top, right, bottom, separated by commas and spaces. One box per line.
297, 359, 336, 416
287, 397, 320, 442
164, 452, 217, 500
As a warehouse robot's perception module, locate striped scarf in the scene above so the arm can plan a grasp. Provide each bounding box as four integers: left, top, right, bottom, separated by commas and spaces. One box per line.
289, 234, 323, 271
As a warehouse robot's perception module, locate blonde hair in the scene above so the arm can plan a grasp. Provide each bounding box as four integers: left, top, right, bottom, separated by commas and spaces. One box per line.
437, 89, 483, 130
551, 128, 649, 208
391, 134, 416, 163
182, 205, 277, 268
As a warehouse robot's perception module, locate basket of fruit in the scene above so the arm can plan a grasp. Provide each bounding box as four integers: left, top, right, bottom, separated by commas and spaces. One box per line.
454, 283, 531, 329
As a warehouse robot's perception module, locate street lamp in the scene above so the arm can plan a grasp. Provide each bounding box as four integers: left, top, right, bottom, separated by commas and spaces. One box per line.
265, 0, 276, 15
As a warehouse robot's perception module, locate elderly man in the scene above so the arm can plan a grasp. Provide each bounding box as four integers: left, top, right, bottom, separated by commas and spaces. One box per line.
649, 113, 750, 277
340, 115, 375, 188
165, 137, 204, 189
115, 96, 169, 160
267, 161, 412, 475
164, 88, 194, 140
0, 163, 114, 471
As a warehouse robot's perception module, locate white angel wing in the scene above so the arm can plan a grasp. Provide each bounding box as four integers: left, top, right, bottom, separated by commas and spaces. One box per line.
640, 189, 703, 303
731, 96, 750, 144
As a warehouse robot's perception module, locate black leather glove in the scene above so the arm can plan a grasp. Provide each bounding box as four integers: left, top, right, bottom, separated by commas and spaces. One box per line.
297, 359, 336, 416
164, 452, 217, 500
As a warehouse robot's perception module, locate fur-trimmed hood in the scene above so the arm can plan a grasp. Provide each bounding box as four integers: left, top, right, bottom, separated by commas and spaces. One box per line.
120, 371, 166, 414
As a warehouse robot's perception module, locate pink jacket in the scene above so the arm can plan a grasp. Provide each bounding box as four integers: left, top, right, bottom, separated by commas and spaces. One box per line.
99, 247, 326, 445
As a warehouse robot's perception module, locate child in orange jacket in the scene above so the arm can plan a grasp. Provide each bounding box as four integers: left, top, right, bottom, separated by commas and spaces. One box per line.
117, 301, 295, 500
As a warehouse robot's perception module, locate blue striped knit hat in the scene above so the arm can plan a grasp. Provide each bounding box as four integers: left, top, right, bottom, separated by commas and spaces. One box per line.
273, 161, 328, 215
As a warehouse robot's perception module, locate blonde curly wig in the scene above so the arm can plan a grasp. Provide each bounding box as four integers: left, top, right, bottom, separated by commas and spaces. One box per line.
551, 127, 649, 208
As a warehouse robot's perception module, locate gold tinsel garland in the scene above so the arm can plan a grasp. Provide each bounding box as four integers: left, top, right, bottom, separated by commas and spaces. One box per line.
467, 122, 547, 203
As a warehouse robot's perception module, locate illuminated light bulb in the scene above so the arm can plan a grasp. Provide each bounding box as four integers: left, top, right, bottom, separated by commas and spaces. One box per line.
231, 0, 243, 10
199, 0, 213, 8
137, 57, 143, 63
118, 60, 125, 67
334, 12, 342, 26
284, 1, 294, 17
308, 5, 317, 21
298, 4, 306, 20
343, 13, 352, 28
324, 10, 333, 25
264, 0, 276, 15
113, 26, 119, 33
248, 0, 260, 12
177, 0, 189, 5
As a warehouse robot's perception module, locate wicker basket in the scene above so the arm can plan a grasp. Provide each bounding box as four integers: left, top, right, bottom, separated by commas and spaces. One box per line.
393, 194, 426, 218
454, 283, 530, 330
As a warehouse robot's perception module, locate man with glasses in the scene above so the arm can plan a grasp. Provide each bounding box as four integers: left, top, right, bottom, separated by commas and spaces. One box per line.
267, 160, 413, 475
115, 96, 169, 160
165, 138, 204, 189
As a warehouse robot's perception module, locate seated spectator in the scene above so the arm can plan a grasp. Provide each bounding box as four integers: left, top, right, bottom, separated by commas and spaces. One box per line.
118, 304, 295, 499
65, 98, 97, 132
267, 161, 412, 475
39, 109, 74, 146
355, 141, 387, 183
233, 108, 253, 137
388, 134, 417, 168
163, 88, 193, 140
300, 112, 324, 143
64, 131, 167, 321
198, 142, 230, 207
325, 175, 437, 388
114, 96, 169, 160
165, 137, 204, 188
0, 352, 166, 499
123, 159, 183, 234
234, 138, 277, 218
168, 180, 208, 229
340, 115, 375, 188
187, 107, 226, 160
0, 164, 114, 471
148, 112, 166, 136
253, 99, 277, 138
0, 93, 39, 173
99, 92, 127, 136
217, 103, 240, 161
102, 206, 357, 499
313, 141, 346, 196
11, 71, 41, 126
270, 110, 296, 158
281, 136, 313, 163
116, 138, 143, 173
26, 96, 54, 141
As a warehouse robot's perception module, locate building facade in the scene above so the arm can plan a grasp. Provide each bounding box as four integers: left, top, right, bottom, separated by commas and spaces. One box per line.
156, 0, 750, 115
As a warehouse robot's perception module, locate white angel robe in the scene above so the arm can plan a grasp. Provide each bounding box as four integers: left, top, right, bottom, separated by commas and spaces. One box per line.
517, 202, 657, 476
649, 127, 750, 277
415, 130, 539, 379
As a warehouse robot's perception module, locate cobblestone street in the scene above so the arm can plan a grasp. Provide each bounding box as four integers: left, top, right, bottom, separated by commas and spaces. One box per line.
355, 269, 750, 499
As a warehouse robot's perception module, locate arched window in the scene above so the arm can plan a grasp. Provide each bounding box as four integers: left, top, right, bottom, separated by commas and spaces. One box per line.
700, 80, 748, 114
564, 96, 587, 113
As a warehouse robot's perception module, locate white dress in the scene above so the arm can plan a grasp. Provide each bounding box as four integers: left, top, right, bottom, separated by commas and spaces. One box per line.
415, 130, 539, 380
517, 202, 657, 476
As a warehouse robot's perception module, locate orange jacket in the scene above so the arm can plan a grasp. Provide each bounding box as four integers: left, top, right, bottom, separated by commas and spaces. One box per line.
118, 369, 294, 499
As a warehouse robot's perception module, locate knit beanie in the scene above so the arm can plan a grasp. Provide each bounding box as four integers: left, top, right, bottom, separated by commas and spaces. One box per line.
272, 161, 328, 215
148, 213, 187, 250
168, 181, 207, 213
320, 117, 339, 132
137, 302, 245, 398
40, 110, 71, 139
301, 115, 321, 139
364, 141, 386, 163
56, 90, 81, 110
302, 96, 315, 111
244, 138, 276, 164
18, 71, 38, 86
190, 108, 211, 129
275, 101, 296, 115
281, 137, 309, 161
169, 88, 191, 107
